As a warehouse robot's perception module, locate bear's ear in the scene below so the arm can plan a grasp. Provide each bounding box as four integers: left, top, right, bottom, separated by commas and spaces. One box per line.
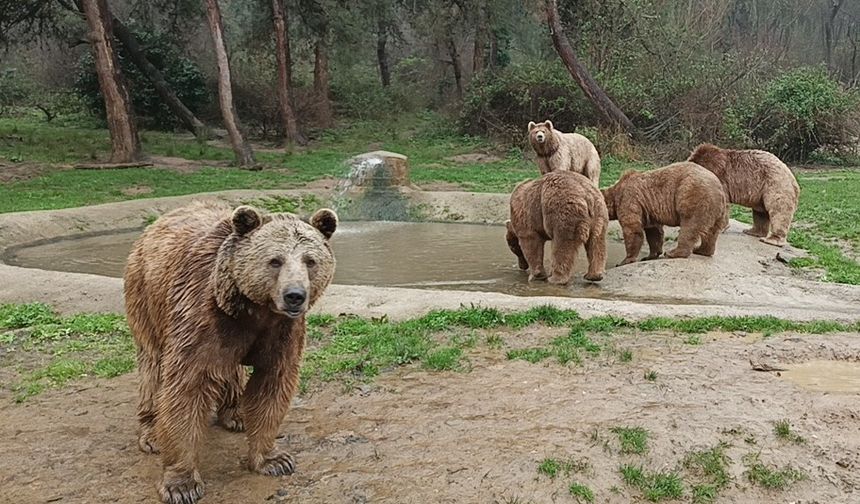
310, 208, 338, 239
231, 206, 263, 236
544, 120, 554, 130
527, 121, 536, 131
505, 219, 514, 233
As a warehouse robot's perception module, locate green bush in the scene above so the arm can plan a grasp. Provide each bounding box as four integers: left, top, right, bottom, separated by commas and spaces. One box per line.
74, 29, 209, 131
724, 67, 860, 160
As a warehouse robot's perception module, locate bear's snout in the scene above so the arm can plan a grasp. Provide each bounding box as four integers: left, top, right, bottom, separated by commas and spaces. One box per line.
535, 131, 546, 143
282, 288, 307, 315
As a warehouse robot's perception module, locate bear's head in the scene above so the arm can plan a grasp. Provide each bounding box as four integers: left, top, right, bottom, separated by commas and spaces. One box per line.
214, 205, 338, 319
527, 120, 559, 157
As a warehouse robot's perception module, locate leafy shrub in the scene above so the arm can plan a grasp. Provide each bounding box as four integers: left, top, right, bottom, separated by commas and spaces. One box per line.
74, 29, 209, 131
724, 67, 860, 160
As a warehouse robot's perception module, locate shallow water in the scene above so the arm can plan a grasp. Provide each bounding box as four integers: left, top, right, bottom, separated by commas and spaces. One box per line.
781, 360, 860, 394
5, 221, 629, 298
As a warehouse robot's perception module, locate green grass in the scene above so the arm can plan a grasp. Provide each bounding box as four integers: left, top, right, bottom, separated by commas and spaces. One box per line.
537, 456, 590, 479
0, 302, 59, 328
644, 370, 658, 382
568, 482, 595, 503
683, 444, 731, 503
611, 426, 649, 455
773, 419, 805, 444
743, 454, 805, 489
619, 465, 684, 502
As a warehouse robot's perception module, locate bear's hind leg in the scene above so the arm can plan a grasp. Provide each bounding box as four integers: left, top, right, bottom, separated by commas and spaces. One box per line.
694, 220, 721, 256
666, 222, 700, 258
242, 335, 305, 477
584, 220, 606, 282
155, 366, 221, 504
761, 193, 796, 247
136, 346, 161, 454
216, 365, 247, 432
643, 226, 664, 260
520, 236, 548, 281
743, 209, 769, 238
548, 237, 578, 285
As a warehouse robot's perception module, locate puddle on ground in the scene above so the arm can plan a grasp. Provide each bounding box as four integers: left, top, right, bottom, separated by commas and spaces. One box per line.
781, 360, 860, 394
4, 221, 635, 298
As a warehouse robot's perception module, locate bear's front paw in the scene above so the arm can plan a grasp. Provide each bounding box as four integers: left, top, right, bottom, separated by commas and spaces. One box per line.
618, 257, 638, 266
159, 470, 204, 504
252, 450, 296, 476
642, 253, 661, 261
528, 271, 548, 281
217, 407, 245, 432
547, 274, 571, 285
759, 236, 786, 247
742, 228, 767, 238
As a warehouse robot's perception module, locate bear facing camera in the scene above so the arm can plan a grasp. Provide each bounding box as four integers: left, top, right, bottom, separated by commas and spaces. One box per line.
124, 201, 338, 504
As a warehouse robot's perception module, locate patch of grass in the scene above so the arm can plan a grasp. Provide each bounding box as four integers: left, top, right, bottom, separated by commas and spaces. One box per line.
684, 444, 730, 503
537, 457, 590, 479
684, 334, 702, 345
506, 347, 553, 363
611, 427, 649, 455
644, 370, 658, 382
619, 465, 684, 502
773, 419, 805, 444
568, 482, 595, 503
422, 346, 463, 371
504, 305, 580, 329
486, 333, 504, 349
245, 194, 321, 214
743, 454, 805, 489
0, 302, 59, 329
617, 348, 634, 362
634, 315, 855, 334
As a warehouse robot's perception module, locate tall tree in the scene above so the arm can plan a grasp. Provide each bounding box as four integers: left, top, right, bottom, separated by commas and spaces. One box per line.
80, 0, 141, 162
376, 16, 391, 87
313, 37, 334, 127
203, 0, 255, 166
271, 0, 303, 146
544, 0, 637, 137
472, 0, 487, 75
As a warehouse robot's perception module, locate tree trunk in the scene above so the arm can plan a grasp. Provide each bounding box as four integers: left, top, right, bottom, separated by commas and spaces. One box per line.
824, 0, 844, 70
313, 39, 334, 128
272, 0, 304, 146
203, 0, 255, 167
472, 1, 486, 75
488, 29, 499, 70
376, 17, 391, 87
111, 17, 208, 139
446, 37, 463, 99
544, 0, 637, 138
80, 0, 140, 163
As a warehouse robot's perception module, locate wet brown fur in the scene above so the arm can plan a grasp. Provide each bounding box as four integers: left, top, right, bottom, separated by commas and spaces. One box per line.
602, 162, 728, 264
506, 171, 608, 284
688, 143, 799, 246
528, 120, 601, 187
124, 201, 337, 504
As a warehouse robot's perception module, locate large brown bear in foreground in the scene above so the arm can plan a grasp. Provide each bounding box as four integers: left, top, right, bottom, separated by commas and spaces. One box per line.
688, 143, 800, 246
528, 120, 601, 187
602, 162, 728, 265
124, 202, 337, 504
506, 171, 607, 284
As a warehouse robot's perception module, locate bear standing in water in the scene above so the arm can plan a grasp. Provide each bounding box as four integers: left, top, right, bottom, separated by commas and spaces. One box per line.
602, 162, 728, 265
506, 171, 607, 284
688, 143, 799, 247
124, 202, 337, 504
528, 120, 601, 187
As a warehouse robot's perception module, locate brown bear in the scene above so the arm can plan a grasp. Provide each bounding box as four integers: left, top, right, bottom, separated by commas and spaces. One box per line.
124, 201, 338, 504
687, 143, 800, 246
506, 170, 607, 284
528, 120, 601, 187
602, 162, 728, 265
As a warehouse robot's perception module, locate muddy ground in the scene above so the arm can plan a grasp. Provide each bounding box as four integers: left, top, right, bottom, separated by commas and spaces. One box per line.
2, 328, 859, 503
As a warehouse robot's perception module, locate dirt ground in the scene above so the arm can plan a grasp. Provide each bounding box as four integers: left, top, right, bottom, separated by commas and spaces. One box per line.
2, 329, 859, 504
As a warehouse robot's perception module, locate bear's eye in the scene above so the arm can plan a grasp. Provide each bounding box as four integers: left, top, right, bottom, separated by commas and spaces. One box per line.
304, 256, 317, 268
269, 258, 283, 268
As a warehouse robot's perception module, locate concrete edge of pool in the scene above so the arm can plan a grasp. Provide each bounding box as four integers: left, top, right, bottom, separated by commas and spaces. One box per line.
0, 189, 858, 322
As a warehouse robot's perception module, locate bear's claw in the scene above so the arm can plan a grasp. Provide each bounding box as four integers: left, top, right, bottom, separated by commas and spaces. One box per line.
254, 451, 296, 476
159, 471, 204, 504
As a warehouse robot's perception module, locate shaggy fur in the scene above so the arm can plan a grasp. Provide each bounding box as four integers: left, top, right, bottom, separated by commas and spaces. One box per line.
124, 202, 337, 504
528, 120, 601, 187
602, 162, 728, 264
506, 170, 608, 284
688, 143, 800, 246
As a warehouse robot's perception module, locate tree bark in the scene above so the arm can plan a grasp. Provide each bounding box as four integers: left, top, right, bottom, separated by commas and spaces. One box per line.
544, 0, 638, 138
80, 0, 140, 163
203, 0, 255, 167
446, 37, 463, 99
313, 39, 334, 128
111, 17, 209, 139
824, 0, 844, 70
272, 0, 303, 146
376, 17, 391, 87
472, 1, 487, 75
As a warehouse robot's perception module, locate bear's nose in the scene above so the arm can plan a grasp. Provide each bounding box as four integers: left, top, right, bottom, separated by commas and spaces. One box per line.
283, 288, 307, 307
